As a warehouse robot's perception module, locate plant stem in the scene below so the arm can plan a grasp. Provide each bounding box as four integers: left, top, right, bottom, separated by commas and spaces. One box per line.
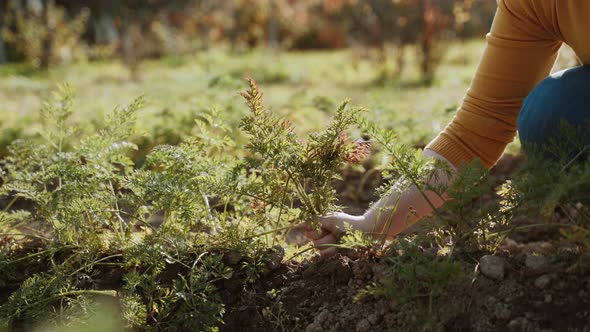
7, 246, 76, 265
486, 222, 589, 239
109, 181, 127, 241
0, 233, 50, 241
374, 134, 451, 226
69, 254, 123, 277
241, 224, 297, 241
2, 196, 18, 213
561, 144, 590, 172
294, 180, 317, 217
284, 245, 315, 261
273, 174, 292, 246
59, 289, 118, 297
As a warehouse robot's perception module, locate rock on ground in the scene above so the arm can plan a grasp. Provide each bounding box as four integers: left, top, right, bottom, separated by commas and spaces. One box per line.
534, 275, 551, 289
525, 254, 549, 273
480, 255, 506, 280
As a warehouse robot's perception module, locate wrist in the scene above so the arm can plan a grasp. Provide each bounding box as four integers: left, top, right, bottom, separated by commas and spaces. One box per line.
362, 203, 395, 238
333, 212, 370, 234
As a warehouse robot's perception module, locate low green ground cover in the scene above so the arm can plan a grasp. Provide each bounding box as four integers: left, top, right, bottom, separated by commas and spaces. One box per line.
0, 40, 487, 160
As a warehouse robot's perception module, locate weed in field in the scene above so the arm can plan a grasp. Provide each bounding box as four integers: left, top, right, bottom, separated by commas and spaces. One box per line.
497, 122, 590, 251
262, 288, 299, 332
431, 160, 508, 253
357, 237, 464, 331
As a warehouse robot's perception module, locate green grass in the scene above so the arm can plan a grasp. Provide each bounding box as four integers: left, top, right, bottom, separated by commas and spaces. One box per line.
0, 40, 486, 156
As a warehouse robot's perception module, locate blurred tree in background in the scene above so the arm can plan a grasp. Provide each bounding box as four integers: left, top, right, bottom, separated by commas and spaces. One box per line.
2, 0, 88, 68
339, 0, 464, 81
0, 0, 5, 63
0, 0, 497, 79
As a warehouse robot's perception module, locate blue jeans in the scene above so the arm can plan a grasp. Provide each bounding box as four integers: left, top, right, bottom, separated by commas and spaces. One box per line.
518, 65, 590, 159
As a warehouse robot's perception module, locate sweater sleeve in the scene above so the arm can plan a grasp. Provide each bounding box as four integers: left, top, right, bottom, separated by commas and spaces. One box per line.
425, 0, 562, 168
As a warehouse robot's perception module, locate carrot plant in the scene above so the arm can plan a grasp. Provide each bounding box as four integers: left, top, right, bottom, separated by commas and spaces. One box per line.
0, 79, 370, 330
235, 78, 369, 235
1, 79, 589, 331
0, 85, 240, 330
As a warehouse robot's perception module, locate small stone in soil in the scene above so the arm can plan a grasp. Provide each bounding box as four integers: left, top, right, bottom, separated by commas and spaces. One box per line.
383, 313, 396, 328
485, 295, 497, 307
534, 275, 551, 289
223, 251, 243, 266
304, 323, 322, 332
508, 317, 528, 332
479, 255, 506, 280
525, 254, 549, 273
316, 309, 332, 326
493, 303, 512, 320
368, 313, 381, 325
304, 310, 332, 332
352, 262, 373, 280
356, 318, 371, 332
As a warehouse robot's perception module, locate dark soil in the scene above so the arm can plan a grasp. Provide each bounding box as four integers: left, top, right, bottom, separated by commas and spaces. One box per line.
220, 252, 590, 332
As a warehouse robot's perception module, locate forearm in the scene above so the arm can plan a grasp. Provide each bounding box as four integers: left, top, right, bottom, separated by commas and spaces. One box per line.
362, 149, 456, 240
425, 1, 560, 168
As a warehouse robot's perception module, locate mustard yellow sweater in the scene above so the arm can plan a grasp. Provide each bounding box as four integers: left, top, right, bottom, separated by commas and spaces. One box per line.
426, 0, 590, 168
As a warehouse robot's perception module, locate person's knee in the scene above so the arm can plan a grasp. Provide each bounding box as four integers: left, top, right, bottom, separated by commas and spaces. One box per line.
518, 65, 590, 153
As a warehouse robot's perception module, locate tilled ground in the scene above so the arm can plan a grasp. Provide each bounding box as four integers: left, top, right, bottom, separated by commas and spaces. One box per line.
221, 247, 590, 332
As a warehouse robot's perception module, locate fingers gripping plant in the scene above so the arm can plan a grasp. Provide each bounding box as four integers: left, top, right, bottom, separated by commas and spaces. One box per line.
238, 78, 369, 231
